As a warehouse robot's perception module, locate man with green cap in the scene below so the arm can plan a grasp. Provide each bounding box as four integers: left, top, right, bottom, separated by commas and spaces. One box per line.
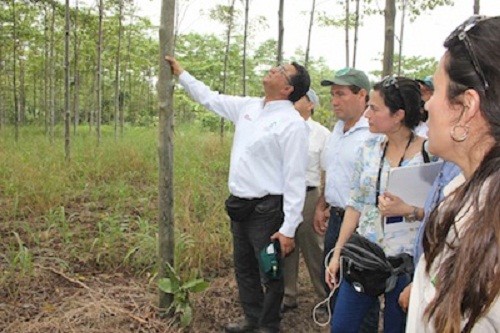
313, 67, 380, 331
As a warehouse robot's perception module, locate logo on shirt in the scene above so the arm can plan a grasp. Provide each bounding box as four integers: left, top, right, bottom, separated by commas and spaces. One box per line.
244, 114, 252, 121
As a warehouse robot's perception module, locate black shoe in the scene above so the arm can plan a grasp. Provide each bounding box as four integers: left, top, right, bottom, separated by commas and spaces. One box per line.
224, 318, 258, 333
280, 302, 298, 314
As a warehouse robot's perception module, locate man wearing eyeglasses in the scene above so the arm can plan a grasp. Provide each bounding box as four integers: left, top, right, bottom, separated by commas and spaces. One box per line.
165, 56, 310, 333
314, 67, 380, 331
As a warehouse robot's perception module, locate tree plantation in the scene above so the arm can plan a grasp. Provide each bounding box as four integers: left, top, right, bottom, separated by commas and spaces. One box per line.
3, 0, 490, 332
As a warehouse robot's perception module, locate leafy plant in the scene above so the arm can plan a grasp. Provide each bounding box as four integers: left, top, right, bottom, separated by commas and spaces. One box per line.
158, 262, 209, 327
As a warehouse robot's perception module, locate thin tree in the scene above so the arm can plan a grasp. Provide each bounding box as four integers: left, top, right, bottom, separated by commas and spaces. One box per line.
95, 0, 103, 144
44, 3, 50, 136
157, 0, 176, 311
304, 0, 316, 68
64, 0, 71, 161
352, 0, 360, 68
277, 0, 284, 65
73, 0, 80, 135
242, 0, 249, 95
49, 1, 56, 143
473, 0, 479, 14
344, 0, 350, 67
397, 0, 407, 75
114, 0, 123, 140
12, 0, 19, 142
220, 0, 236, 140
382, 0, 396, 76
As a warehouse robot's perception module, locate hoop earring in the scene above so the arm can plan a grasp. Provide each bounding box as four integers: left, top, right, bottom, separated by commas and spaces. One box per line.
450, 124, 469, 142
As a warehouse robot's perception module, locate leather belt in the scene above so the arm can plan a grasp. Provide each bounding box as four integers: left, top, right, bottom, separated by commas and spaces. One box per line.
306, 186, 317, 192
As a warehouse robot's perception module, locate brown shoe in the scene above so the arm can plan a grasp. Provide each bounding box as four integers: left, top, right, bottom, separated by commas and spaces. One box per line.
224, 318, 258, 333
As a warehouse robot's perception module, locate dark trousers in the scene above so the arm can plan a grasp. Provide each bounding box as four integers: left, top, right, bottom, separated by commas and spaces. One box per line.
227, 195, 284, 332
323, 206, 379, 333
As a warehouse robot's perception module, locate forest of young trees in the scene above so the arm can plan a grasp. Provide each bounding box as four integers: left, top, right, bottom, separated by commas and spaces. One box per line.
0, 0, 462, 143
1, 0, 487, 330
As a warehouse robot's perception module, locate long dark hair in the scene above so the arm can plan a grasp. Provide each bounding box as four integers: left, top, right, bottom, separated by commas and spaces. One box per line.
423, 16, 500, 333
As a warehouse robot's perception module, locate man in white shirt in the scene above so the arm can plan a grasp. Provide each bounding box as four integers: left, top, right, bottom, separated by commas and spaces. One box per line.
165, 56, 310, 333
313, 68, 379, 331
282, 89, 330, 312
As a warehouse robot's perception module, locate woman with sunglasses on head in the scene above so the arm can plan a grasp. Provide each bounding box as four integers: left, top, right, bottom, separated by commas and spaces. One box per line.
406, 15, 500, 333
325, 76, 435, 333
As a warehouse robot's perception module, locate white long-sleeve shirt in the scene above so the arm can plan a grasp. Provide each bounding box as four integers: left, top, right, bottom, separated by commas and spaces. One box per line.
179, 71, 309, 237
305, 118, 330, 187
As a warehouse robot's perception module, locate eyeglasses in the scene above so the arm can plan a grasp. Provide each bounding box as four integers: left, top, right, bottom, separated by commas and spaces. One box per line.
277, 64, 292, 85
445, 15, 490, 91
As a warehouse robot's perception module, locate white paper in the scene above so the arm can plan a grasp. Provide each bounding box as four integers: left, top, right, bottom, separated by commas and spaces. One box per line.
385, 161, 443, 208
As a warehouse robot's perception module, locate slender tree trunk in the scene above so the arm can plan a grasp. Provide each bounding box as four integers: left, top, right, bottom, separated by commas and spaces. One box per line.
242, 0, 249, 96
352, 0, 360, 68
397, 0, 407, 76
49, 2, 56, 143
19, 54, 25, 124
73, 0, 80, 135
220, 0, 236, 140
12, 0, 19, 142
125, 11, 134, 131
44, 4, 49, 136
344, 0, 350, 67
304, 0, 316, 69
96, 0, 103, 145
473, 0, 480, 14
114, 0, 123, 140
64, 0, 71, 161
157, 0, 176, 311
382, 0, 396, 77
0, 42, 4, 131
277, 0, 284, 65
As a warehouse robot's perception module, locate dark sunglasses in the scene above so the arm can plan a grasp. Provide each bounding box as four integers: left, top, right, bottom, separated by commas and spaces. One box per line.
445, 15, 492, 91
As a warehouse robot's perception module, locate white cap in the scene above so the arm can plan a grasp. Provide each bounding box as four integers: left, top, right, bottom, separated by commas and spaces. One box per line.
306, 89, 320, 108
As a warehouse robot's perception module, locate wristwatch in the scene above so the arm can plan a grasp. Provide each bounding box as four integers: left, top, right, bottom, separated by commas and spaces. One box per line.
406, 206, 419, 222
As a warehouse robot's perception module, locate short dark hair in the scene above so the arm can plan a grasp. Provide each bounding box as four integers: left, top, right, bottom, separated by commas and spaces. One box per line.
348, 85, 369, 103
288, 62, 310, 103
373, 77, 421, 129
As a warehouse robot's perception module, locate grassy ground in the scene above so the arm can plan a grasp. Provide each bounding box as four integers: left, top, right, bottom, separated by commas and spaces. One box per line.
0, 125, 233, 291
0, 124, 328, 332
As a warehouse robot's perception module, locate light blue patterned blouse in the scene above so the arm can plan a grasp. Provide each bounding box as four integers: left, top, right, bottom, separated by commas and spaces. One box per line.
347, 135, 437, 257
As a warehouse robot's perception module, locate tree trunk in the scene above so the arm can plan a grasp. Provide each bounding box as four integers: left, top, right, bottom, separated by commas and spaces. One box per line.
344, 0, 350, 67
12, 0, 19, 142
242, 0, 249, 96
220, 0, 236, 140
64, 0, 71, 161
44, 4, 49, 136
473, 0, 480, 14
382, 0, 396, 77
49, 2, 56, 143
114, 0, 123, 140
96, 0, 103, 145
157, 0, 176, 311
125, 10, 134, 132
352, 0, 360, 68
277, 0, 284, 65
73, 0, 80, 135
397, 0, 407, 76
304, 0, 316, 69
19, 53, 26, 124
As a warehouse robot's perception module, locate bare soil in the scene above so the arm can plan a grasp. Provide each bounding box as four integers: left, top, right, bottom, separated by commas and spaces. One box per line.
0, 259, 330, 333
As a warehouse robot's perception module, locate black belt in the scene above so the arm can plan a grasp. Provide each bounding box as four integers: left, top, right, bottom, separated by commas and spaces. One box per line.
306, 186, 317, 192
330, 206, 345, 218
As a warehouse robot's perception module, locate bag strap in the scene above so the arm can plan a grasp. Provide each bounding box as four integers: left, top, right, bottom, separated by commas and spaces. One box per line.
422, 140, 430, 163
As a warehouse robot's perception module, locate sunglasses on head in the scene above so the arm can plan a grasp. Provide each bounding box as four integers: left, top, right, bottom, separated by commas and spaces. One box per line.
445, 15, 492, 91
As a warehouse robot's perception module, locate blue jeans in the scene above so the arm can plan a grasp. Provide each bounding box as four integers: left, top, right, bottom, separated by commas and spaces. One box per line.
229, 195, 284, 332
324, 207, 379, 332
331, 275, 411, 333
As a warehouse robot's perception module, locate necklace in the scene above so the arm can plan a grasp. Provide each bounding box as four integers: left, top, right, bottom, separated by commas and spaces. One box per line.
375, 132, 414, 207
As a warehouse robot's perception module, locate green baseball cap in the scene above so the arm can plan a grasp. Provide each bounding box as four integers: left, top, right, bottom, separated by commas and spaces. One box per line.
321, 67, 371, 92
